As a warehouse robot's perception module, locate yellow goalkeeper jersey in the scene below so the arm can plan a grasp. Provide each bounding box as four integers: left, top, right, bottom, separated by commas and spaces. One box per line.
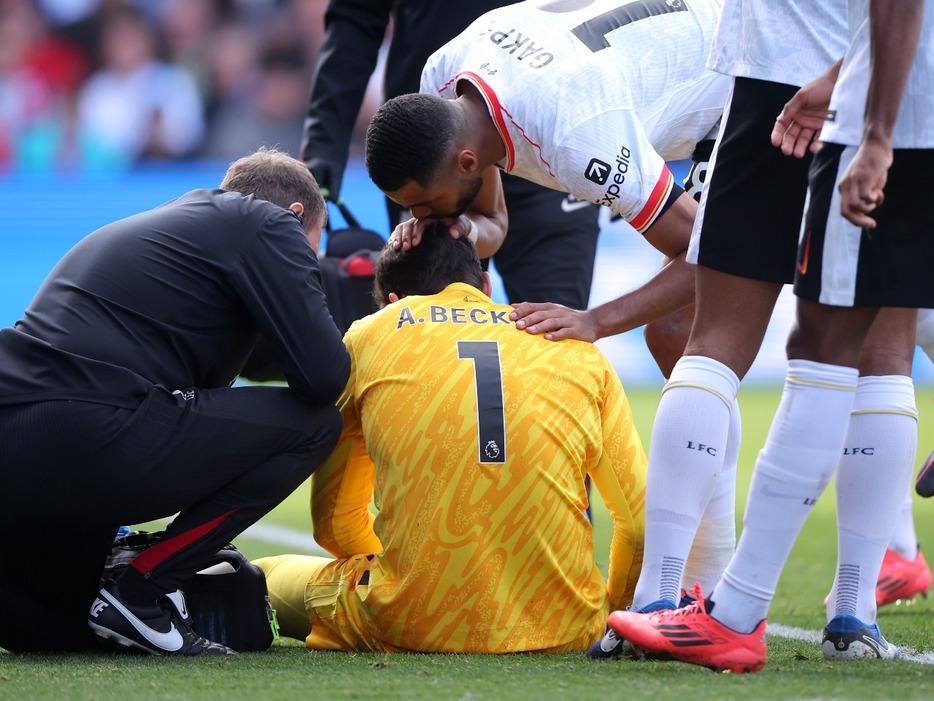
311, 282, 647, 652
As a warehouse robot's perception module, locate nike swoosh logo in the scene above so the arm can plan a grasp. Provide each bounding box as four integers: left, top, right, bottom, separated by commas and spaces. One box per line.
166, 590, 189, 620
861, 631, 897, 657
599, 629, 620, 652
100, 587, 184, 651
561, 195, 593, 213
797, 229, 812, 275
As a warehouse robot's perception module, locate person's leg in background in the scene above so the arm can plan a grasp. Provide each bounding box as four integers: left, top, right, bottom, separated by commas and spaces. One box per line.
858, 309, 926, 610
631, 271, 780, 611
627, 144, 903, 658
626, 78, 805, 613
607, 302, 881, 673
609, 142, 934, 672
825, 308, 920, 655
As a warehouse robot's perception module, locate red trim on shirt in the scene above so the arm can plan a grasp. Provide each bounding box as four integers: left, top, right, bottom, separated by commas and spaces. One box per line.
130, 510, 236, 575
455, 71, 516, 171
630, 167, 674, 233
447, 72, 556, 177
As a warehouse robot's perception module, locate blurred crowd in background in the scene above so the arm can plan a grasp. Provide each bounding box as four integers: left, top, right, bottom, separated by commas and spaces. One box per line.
0, 0, 381, 172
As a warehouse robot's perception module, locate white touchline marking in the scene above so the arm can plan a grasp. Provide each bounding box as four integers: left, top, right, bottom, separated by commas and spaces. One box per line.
239, 522, 330, 556
768, 623, 934, 665
767, 623, 822, 644
140, 518, 934, 665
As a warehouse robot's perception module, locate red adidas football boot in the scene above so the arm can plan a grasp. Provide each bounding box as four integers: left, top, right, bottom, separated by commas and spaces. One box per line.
607, 584, 767, 674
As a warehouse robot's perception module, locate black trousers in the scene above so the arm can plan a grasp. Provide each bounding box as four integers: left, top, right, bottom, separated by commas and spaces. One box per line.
0, 384, 341, 652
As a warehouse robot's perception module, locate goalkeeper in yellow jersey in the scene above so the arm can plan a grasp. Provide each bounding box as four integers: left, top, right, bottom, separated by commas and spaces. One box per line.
255, 223, 647, 653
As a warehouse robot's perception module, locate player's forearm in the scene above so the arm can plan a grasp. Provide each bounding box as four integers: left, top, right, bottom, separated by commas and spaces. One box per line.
597, 466, 643, 610
586, 253, 695, 339
311, 432, 383, 558
593, 396, 648, 609
862, 0, 925, 146
316, 509, 380, 558
606, 524, 642, 611
467, 166, 509, 258
469, 211, 509, 259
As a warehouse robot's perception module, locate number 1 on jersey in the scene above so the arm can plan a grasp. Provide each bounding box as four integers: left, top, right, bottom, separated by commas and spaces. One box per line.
457, 340, 506, 464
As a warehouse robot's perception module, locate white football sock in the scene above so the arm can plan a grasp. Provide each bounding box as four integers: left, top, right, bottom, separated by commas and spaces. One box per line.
711, 360, 858, 634
829, 375, 917, 623
633, 356, 738, 609
887, 491, 920, 561
683, 398, 739, 594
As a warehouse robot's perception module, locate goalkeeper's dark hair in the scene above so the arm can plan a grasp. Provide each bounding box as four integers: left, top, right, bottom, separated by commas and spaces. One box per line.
365, 94, 459, 191
373, 223, 484, 307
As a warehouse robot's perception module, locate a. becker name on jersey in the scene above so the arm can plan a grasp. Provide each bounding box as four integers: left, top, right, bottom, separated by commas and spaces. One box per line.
395, 305, 512, 330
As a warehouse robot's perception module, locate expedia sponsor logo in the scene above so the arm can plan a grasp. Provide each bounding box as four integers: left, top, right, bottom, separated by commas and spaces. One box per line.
585, 158, 611, 185
591, 146, 632, 207
486, 27, 554, 68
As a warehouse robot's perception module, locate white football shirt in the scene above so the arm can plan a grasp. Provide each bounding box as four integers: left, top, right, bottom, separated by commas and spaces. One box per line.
706, 0, 848, 87
421, 0, 730, 233
822, 0, 934, 148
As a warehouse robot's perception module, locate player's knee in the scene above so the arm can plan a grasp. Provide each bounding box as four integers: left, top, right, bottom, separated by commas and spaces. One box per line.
297, 403, 342, 455
644, 307, 693, 378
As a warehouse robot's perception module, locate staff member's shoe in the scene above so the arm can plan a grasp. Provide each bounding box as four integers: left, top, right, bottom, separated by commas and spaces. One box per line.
89, 579, 236, 656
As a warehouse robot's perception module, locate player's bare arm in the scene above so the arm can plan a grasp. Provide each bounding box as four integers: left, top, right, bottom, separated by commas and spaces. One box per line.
511, 193, 696, 341
839, 0, 924, 228
771, 59, 842, 159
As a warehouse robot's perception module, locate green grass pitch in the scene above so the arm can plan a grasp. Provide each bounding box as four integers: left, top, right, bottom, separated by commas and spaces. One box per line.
3, 385, 934, 700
